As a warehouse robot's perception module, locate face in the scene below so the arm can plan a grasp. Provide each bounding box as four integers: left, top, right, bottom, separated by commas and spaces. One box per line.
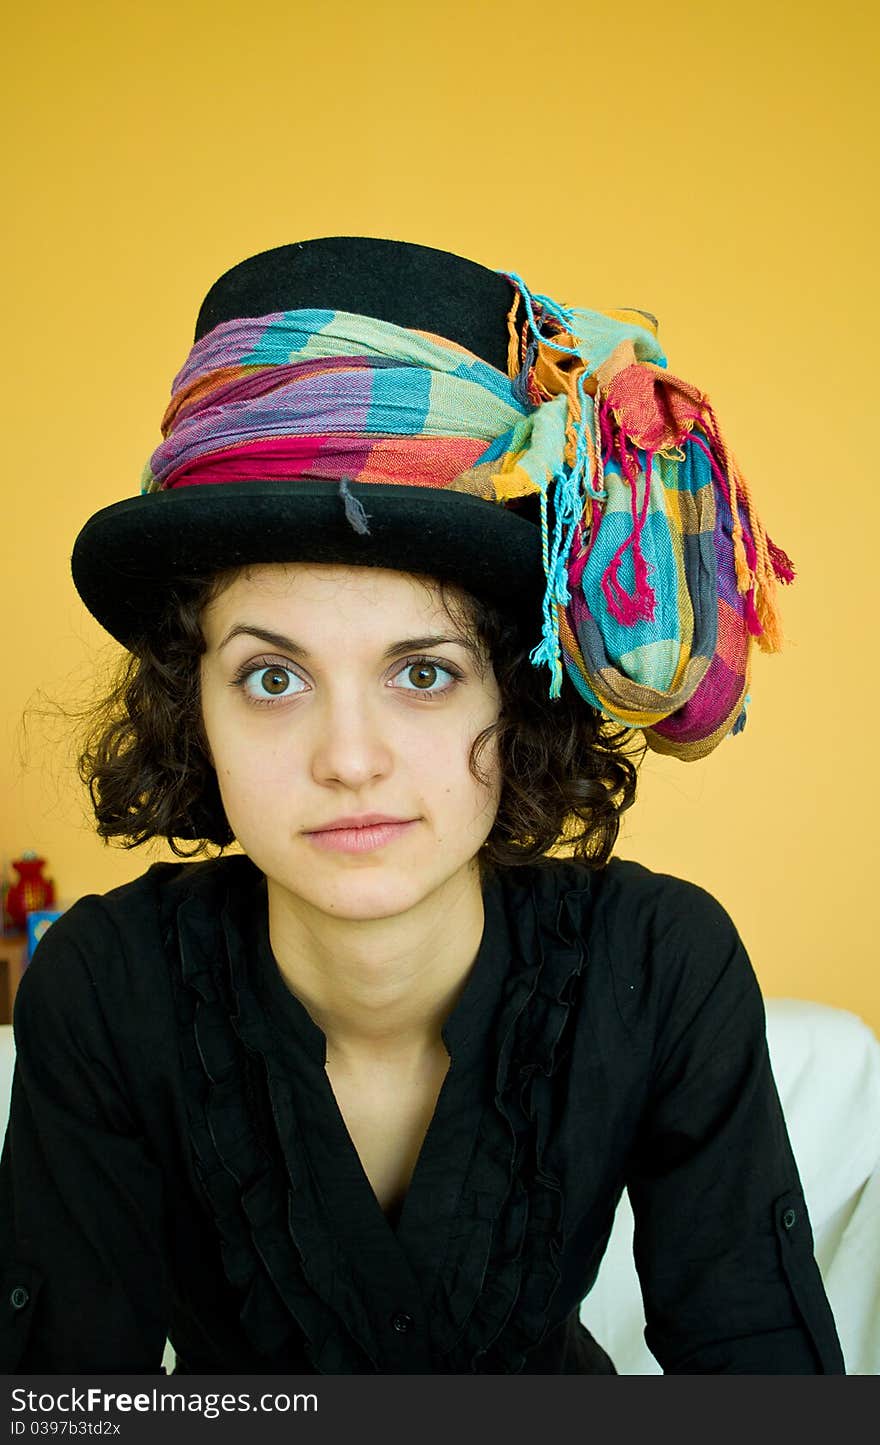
199, 563, 502, 925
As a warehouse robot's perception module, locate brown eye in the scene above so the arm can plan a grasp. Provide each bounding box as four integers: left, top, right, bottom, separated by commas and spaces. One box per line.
260, 667, 292, 694
408, 663, 439, 689
236, 663, 307, 704
389, 658, 459, 697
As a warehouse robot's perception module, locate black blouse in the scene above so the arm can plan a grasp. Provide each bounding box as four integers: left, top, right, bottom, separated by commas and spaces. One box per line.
0, 853, 845, 1374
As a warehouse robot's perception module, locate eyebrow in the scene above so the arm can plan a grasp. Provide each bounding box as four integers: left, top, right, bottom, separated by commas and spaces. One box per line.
216, 624, 483, 663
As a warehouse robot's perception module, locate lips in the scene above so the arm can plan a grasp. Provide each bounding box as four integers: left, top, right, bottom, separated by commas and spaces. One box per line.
307, 813, 412, 833
304, 815, 419, 854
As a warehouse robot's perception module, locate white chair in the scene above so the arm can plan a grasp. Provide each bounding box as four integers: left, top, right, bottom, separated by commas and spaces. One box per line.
2, 999, 878, 1374
0, 1025, 13, 1137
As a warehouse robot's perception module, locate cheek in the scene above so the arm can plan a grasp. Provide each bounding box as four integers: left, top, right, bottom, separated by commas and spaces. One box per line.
440, 717, 502, 815
201, 706, 291, 807
216, 741, 293, 794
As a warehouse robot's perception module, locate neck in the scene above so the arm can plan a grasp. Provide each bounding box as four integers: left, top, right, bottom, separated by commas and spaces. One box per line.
266, 862, 486, 1065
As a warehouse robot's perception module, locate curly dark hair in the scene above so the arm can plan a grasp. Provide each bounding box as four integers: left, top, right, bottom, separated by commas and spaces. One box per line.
77, 568, 645, 868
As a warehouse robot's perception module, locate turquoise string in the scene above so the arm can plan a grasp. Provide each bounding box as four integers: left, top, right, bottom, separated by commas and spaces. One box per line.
504, 270, 599, 698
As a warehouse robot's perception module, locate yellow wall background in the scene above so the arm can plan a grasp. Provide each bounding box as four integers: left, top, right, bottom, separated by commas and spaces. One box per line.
3, 0, 878, 1032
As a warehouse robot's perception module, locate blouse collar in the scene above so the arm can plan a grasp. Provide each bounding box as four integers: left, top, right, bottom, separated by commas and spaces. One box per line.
221, 860, 514, 1068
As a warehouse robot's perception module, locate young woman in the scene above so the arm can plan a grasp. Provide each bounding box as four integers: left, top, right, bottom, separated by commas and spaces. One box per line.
0, 237, 845, 1374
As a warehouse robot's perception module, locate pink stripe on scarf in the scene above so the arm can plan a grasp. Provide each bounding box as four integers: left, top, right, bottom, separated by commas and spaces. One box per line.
161, 434, 486, 490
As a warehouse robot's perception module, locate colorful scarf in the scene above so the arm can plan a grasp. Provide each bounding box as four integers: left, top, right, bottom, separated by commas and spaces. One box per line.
144, 282, 795, 760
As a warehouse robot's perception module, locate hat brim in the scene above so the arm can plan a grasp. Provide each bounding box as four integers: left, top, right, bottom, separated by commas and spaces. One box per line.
71, 481, 546, 648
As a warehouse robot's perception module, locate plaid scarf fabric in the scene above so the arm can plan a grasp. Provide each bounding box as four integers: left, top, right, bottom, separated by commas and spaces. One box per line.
144, 286, 794, 760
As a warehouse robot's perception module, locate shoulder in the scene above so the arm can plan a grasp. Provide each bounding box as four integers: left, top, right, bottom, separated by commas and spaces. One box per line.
501, 854, 757, 1031
15, 853, 260, 1030
499, 852, 740, 948
591, 855, 742, 955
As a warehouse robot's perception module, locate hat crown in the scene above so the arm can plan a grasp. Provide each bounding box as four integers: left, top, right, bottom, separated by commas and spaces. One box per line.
193, 236, 516, 371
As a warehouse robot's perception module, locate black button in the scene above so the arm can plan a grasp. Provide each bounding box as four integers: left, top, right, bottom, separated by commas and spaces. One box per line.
782, 1207, 797, 1230
10, 1287, 29, 1310
391, 1311, 414, 1334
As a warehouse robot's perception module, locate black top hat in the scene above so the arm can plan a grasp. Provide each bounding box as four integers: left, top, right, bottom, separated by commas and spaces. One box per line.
71, 237, 546, 648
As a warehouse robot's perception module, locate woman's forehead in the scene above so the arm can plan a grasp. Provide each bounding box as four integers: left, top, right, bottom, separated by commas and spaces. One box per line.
201, 562, 469, 635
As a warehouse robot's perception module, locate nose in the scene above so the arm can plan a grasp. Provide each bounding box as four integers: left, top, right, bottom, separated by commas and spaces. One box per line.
309, 688, 394, 790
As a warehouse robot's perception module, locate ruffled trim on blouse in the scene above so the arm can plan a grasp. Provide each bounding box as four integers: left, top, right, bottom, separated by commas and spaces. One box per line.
171, 879, 379, 1372
430, 871, 589, 1373
169, 858, 595, 1374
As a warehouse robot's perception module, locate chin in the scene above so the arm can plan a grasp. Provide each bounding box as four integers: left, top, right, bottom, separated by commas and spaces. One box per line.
260, 850, 481, 924
303, 870, 448, 922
